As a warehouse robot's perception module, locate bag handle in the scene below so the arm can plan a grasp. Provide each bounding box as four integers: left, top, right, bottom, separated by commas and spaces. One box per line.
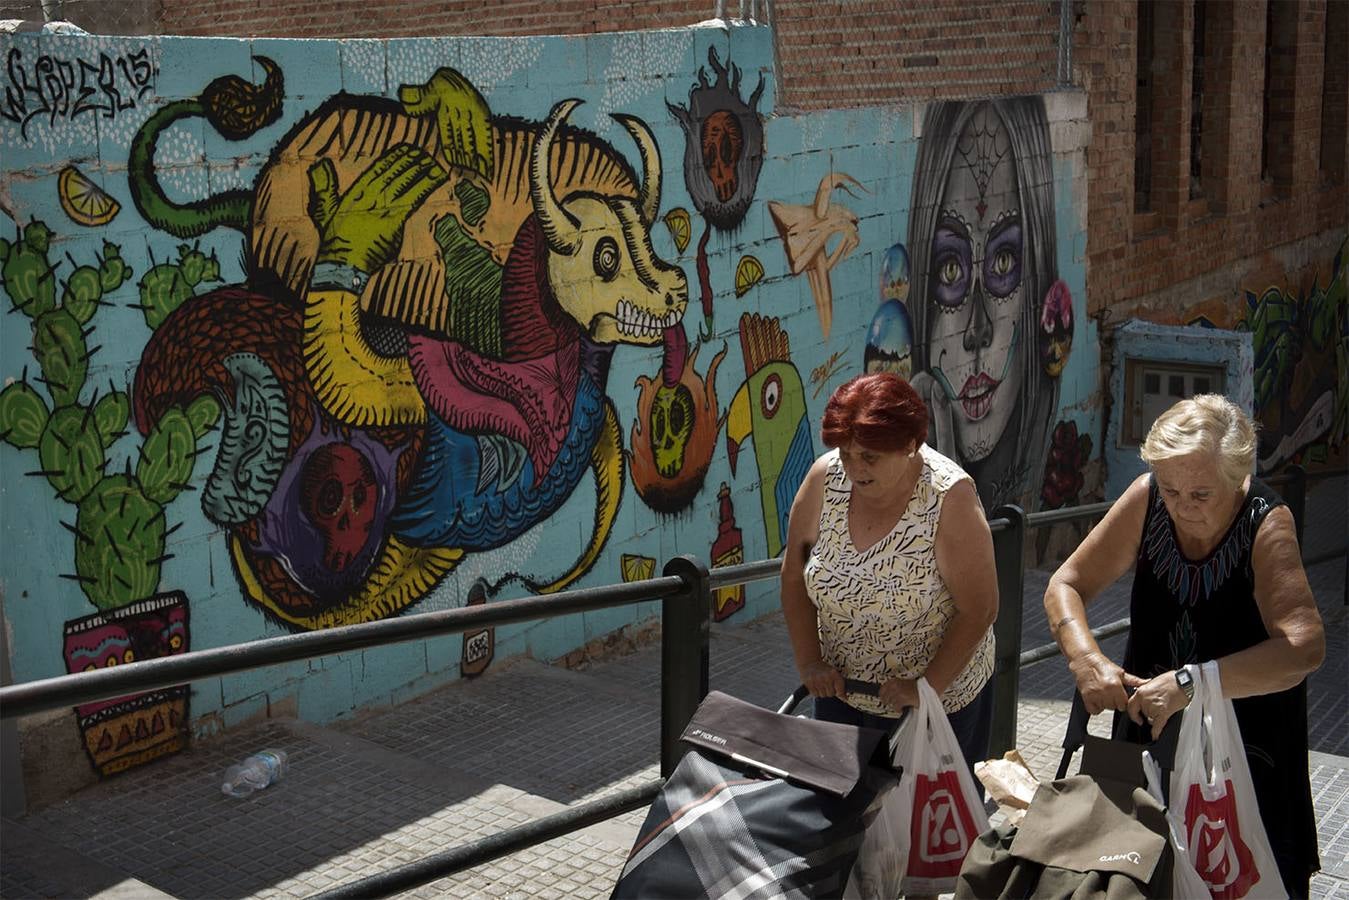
1057, 689, 1182, 779
778, 678, 879, 715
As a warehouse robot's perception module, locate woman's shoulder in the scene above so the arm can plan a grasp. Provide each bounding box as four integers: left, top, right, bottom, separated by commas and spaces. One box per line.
920, 444, 972, 493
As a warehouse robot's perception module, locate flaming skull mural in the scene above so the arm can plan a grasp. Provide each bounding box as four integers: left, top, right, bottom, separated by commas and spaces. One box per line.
628, 342, 727, 513
669, 47, 766, 337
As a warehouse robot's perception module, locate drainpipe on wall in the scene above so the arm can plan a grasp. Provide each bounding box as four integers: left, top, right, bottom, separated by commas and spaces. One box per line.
1057, 0, 1074, 88
40, 0, 62, 22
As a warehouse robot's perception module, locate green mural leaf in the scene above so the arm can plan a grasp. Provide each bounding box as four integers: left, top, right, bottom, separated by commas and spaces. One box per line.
33, 308, 88, 408
138, 407, 198, 505
1, 231, 57, 318
62, 265, 103, 325
38, 406, 106, 503
92, 390, 130, 449
138, 264, 193, 332
0, 380, 50, 449
74, 475, 165, 610
98, 242, 132, 293
185, 393, 222, 440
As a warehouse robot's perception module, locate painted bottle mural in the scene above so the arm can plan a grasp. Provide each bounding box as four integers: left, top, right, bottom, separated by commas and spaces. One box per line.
710, 482, 745, 622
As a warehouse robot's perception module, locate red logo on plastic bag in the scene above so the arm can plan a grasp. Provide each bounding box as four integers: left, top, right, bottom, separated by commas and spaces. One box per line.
1185, 783, 1260, 899
907, 771, 979, 877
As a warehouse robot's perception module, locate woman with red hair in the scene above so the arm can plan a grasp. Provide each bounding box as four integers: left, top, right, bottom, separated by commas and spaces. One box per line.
781, 372, 999, 773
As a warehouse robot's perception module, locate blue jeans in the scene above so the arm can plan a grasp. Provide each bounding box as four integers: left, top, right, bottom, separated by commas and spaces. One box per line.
813, 678, 995, 798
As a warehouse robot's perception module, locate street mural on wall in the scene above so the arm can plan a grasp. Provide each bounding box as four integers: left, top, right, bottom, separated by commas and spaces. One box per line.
725, 313, 814, 558
2, 32, 1092, 781
864, 97, 1073, 512
125, 62, 704, 631
768, 172, 864, 340
669, 46, 766, 339
1164, 236, 1348, 473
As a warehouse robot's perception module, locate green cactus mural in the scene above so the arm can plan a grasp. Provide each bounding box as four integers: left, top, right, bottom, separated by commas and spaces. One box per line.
0, 220, 221, 611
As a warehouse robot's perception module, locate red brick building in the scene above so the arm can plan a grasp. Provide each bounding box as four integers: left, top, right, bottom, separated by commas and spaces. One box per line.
23, 0, 1344, 354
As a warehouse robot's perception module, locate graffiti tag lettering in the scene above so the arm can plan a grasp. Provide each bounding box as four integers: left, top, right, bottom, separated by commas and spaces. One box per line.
3, 46, 155, 139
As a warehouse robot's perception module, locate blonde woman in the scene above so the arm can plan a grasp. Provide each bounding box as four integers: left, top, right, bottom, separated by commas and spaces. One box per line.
1044, 394, 1325, 897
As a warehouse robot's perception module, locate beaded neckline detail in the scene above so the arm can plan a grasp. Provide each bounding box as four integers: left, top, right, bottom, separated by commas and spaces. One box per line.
1141, 485, 1268, 607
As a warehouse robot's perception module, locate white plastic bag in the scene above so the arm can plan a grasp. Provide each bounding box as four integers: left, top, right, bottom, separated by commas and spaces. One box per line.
1144, 745, 1213, 898
1169, 660, 1285, 899
886, 677, 990, 897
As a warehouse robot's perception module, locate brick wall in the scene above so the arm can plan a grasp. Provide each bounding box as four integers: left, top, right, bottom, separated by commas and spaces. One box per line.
1072, 0, 1346, 320
766, 1, 1062, 109
152, 0, 1065, 106
156, 0, 712, 38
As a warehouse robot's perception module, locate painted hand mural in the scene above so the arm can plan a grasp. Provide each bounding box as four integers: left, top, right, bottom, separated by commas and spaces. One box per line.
724, 313, 814, 558
122, 61, 691, 629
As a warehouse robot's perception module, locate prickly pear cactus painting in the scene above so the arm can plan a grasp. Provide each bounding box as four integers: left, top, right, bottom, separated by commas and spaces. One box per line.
0, 220, 214, 774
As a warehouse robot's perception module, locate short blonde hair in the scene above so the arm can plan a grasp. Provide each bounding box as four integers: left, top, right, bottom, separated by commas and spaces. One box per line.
1140, 394, 1257, 489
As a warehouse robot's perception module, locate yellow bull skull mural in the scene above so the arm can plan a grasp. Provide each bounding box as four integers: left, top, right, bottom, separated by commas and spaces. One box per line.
128, 64, 693, 629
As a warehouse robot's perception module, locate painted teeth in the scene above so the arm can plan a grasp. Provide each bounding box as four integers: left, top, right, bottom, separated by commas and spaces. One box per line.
616, 300, 682, 337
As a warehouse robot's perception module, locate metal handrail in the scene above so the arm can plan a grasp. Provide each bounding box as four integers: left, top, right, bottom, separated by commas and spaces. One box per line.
0, 575, 687, 721
2, 464, 1341, 898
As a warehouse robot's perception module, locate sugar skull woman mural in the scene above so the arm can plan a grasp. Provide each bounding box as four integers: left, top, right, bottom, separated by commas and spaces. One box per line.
906, 97, 1071, 511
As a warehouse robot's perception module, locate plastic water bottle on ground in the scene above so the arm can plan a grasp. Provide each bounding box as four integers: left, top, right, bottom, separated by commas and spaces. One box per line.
220, 749, 288, 798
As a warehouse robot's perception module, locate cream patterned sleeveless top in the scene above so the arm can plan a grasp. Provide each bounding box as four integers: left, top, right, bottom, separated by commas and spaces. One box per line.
803, 445, 995, 715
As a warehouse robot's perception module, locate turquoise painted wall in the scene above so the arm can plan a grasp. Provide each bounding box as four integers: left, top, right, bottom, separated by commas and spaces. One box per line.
0, 25, 1093, 771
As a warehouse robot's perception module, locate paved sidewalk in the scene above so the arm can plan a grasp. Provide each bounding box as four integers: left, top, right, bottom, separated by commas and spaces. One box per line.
2, 476, 1345, 899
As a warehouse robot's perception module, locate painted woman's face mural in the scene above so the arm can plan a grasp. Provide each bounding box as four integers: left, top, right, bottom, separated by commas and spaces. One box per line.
926, 104, 1025, 463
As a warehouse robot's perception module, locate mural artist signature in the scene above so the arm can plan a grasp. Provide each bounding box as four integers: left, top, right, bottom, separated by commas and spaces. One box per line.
3, 46, 156, 139
810, 350, 849, 399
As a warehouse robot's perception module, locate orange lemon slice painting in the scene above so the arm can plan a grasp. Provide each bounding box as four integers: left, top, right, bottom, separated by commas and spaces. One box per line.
59, 165, 121, 227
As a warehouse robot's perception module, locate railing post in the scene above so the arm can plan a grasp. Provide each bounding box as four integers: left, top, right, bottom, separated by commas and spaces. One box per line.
988, 504, 1027, 756
661, 555, 710, 777
1281, 463, 1306, 547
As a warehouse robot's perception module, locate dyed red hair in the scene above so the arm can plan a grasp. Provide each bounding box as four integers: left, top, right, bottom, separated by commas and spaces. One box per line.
821, 373, 928, 452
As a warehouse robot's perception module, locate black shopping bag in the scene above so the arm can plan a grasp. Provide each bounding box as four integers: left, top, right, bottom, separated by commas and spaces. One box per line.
611, 690, 906, 899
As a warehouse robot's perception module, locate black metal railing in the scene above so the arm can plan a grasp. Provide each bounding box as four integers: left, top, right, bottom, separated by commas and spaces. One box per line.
1, 465, 1342, 898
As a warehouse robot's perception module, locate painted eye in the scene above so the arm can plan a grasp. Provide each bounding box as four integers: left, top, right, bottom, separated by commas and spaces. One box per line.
939, 258, 962, 286
760, 373, 782, 419
992, 249, 1015, 277
594, 236, 620, 281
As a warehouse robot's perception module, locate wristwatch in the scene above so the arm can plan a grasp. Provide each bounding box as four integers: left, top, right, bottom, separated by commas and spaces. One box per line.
1174, 666, 1195, 705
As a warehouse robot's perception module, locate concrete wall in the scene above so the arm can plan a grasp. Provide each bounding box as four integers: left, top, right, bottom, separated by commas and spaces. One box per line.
0, 24, 1091, 798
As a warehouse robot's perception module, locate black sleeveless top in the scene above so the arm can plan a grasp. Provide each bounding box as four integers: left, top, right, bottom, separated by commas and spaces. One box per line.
1122, 477, 1319, 880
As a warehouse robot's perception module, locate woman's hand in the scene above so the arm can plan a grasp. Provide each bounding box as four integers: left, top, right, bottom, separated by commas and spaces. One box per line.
800, 660, 845, 698
1126, 670, 1188, 739
878, 677, 919, 713
1069, 650, 1145, 715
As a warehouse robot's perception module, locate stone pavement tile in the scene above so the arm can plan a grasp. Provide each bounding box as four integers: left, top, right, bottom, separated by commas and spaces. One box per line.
344, 658, 662, 806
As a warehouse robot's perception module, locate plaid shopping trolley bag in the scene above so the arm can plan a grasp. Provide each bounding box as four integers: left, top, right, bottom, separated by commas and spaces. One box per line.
611, 687, 909, 899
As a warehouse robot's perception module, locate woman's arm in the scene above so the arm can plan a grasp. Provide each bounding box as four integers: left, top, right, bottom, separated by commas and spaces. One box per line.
1225, 504, 1326, 692
1126, 504, 1325, 735
1043, 473, 1151, 714
880, 478, 997, 712
924, 478, 999, 694
780, 456, 843, 697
